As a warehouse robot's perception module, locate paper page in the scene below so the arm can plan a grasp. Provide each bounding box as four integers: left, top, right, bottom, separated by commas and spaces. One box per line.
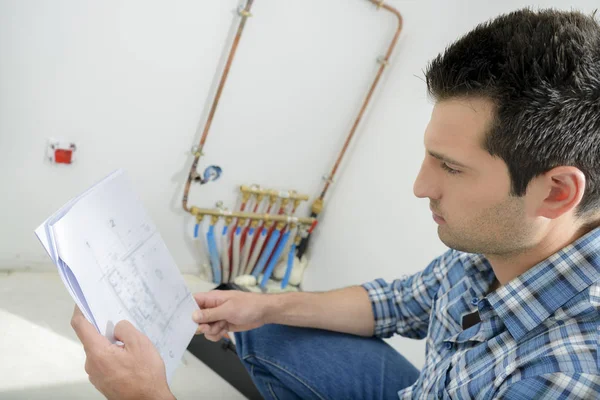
34, 169, 124, 324
49, 170, 199, 382
34, 169, 123, 259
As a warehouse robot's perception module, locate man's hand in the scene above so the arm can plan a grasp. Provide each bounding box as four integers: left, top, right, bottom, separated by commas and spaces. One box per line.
192, 291, 268, 341
70, 306, 175, 400
193, 286, 376, 339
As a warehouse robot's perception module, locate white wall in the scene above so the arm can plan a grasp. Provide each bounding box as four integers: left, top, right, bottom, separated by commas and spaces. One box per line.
1, 0, 597, 370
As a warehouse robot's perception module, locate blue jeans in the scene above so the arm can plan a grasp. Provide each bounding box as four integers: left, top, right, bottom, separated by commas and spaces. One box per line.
234, 325, 420, 399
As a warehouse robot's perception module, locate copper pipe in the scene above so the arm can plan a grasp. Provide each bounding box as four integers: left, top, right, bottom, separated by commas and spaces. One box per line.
182, 0, 255, 212
183, 1, 402, 217
318, 1, 403, 201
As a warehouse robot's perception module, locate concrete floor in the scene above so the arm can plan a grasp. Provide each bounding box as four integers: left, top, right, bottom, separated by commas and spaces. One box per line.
0, 271, 246, 399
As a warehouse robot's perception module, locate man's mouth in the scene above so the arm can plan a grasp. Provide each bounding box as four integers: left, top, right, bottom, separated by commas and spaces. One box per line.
430, 207, 446, 224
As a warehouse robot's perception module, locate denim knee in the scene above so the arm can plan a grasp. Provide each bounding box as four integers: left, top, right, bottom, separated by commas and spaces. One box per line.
234, 324, 288, 361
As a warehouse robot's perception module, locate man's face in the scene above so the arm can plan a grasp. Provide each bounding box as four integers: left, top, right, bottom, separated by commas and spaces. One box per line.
413, 97, 537, 256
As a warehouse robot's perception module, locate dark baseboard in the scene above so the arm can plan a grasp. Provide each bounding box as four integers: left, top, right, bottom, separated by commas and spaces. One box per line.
186, 335, 263, 400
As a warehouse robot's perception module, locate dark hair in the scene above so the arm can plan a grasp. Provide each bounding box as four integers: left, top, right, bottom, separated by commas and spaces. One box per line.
425, 8, 600, 216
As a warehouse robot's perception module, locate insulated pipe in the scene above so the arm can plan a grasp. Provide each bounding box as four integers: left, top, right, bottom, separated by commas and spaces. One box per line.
220, 225, 230, 282
229, 191, 251, 255
243, 195, 276, 274
195, 215, 213, 279
282, 235, 302, 289
254, 194, 275, 236
232, 224, 243, 279
245, 223, 272, 275
206, 221, 222, 284
222, 215, 233, 265
254, 194, 274, 228
263, 197, 289, 247
280, 224, 298, 264
182, 0, 255, 212
254, 194, 266, 213
240, 194, 263, 257
240, 227, 254, 273
252, 222, 284, 278
260, 229, 291, 288
241, 219, 259, 273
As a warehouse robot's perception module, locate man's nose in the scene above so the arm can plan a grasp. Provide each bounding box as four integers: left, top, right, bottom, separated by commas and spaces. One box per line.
413, 163, 440, 200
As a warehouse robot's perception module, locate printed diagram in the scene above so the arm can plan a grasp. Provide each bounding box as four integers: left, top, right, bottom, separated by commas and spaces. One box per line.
95, 217, 192, 357
42, 170, 197, 381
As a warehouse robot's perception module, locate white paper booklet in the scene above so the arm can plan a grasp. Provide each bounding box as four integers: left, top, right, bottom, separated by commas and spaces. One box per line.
35, 169, 199, 382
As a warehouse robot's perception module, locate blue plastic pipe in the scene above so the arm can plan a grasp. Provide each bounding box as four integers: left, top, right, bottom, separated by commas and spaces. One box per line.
281, 243, 296, 289
252, 229, 281, 278
221, 225, 229, 281
207, 225, 221, 284
260, 230, 290, 288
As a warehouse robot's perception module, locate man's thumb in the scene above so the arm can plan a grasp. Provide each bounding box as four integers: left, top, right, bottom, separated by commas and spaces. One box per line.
114, 320, 142, 348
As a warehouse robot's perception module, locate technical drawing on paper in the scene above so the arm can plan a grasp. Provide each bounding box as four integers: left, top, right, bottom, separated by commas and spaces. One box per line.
90, 216, 194, 361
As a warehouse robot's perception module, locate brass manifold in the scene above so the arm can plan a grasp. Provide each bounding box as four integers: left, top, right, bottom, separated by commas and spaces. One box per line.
190, 206, 315, 227
239, 185, 309, 201
190, 186, 314, 227
239, 185, 309, 210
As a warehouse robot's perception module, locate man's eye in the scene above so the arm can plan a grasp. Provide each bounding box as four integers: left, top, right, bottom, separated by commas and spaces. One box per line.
441, 162, 461, 175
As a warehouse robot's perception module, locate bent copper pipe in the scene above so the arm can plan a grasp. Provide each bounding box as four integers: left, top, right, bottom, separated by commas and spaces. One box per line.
183, 0, 254, 212
318, 1, 403, 202
183, 1, 402, 218
295, 1, 403, 259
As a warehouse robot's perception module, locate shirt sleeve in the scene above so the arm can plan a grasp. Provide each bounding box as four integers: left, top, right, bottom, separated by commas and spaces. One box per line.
494, 373, 600, 399
361, 249, 456, 339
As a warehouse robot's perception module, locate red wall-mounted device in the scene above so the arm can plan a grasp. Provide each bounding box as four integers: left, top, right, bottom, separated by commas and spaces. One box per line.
47, 140, 77, 164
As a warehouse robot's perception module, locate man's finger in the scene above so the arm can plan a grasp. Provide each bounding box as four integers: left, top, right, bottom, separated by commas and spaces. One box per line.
193, 291, 227, 309
71, 306, 111, 351
206, 328, 228, 342
192, 303, 230, 324
205, 332, 223, 342
113, 320, 143, 350
205, 320, 226, 335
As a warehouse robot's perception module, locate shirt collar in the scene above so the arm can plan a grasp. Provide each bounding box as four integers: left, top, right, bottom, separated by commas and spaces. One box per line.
483, 227, 600, 342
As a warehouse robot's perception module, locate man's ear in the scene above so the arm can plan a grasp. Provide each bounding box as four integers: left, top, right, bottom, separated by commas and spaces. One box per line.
535, 166, 586, 219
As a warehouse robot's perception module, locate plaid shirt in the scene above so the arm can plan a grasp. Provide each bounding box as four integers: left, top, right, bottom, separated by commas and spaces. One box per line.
363, 228, 600, 399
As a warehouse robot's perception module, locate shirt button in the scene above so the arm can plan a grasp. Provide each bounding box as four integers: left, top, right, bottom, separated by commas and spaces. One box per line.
471, 297, 479, 306
445, 342, 453, 350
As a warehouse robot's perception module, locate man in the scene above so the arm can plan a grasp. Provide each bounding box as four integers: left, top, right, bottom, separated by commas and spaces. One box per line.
71, 7, 600, 399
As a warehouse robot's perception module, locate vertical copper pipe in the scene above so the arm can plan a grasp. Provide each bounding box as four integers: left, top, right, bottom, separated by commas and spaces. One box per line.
318, 1, 403, 201
183, 0, 254, 212
183, 1, 402, 214
295, 1, 403, 258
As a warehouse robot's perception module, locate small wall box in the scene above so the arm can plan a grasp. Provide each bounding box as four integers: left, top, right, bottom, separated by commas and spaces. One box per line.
47, 140, 76, 164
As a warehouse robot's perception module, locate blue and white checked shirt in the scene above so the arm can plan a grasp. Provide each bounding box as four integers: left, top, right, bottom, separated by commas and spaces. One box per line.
363, 228, 600, 399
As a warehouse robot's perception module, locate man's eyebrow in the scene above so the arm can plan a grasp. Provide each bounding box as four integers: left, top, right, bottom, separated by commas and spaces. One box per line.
428, 151, 470, 169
